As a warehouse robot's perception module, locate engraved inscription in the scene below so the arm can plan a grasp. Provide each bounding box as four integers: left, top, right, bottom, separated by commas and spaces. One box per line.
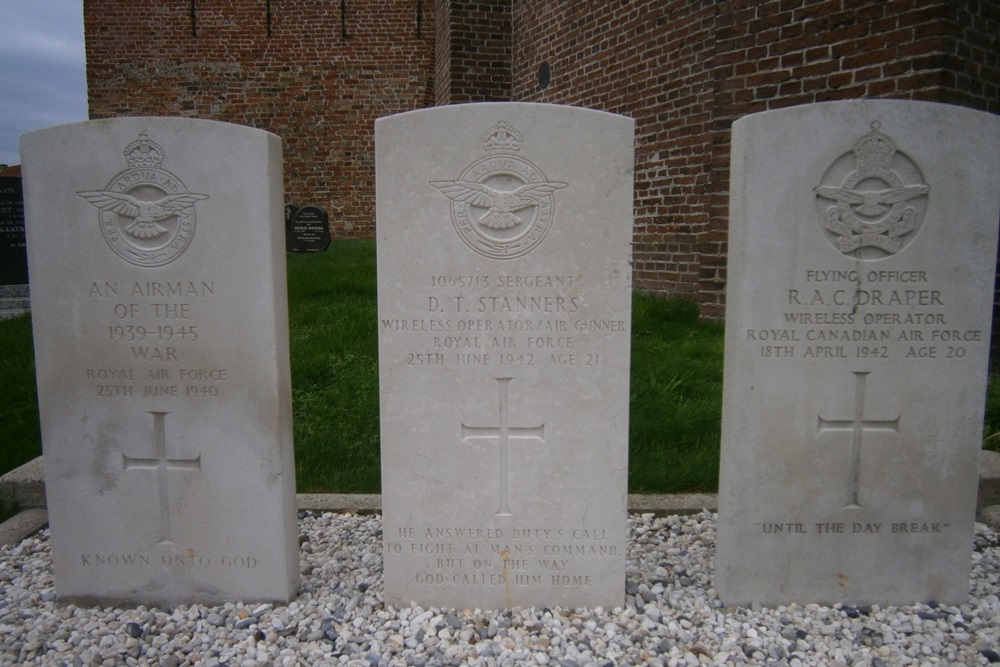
85, 279, 227, 398
385, 525, 617, 590
432, 122, 567, 259
121, 411, 202, 545
755, 520, 951, 535
382, 271, 624, 370
79, 133, 208, 267
814, 121, 929, 258
462, 377, 545, 516
746, 268, 984, 362
79, 553, 259, 569
817, 371, 900, 509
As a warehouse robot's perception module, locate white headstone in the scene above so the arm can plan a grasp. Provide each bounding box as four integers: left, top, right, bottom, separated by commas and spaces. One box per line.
716, 100, 1000, 607
376, 103, 633, 609
21, 118, 299, 605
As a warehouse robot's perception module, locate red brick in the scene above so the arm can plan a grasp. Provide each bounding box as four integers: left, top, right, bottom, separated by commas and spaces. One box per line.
86, 0, 1000, 320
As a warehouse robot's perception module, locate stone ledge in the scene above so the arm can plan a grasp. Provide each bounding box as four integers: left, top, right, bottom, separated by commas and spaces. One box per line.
0, 508, 47, 547
297, 493, 382, 513
978, 505, 1000, 531
0, 285, 29, 299
0, 456, 45, 508
980, 448, 1000, 505
7, 452, 999, 510
0, 307, 30, 320
0, 284, 30, 319
3, 453, 999, 545
295, 492, 720, 515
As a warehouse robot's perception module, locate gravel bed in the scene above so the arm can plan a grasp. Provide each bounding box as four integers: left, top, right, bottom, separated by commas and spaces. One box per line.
2, 511, 999, 666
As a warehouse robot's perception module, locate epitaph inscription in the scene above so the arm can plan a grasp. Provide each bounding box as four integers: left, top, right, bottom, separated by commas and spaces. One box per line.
378, 104, 633, 609
716, 101, 1000, 607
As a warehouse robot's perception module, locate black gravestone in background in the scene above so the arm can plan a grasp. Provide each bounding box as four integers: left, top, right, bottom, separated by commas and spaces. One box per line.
284, 203, 300, 252
0, 177, 27, 285
287, 205, 331, 252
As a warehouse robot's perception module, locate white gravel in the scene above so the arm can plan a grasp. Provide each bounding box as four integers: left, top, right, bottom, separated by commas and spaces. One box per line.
2, 511, 999, 666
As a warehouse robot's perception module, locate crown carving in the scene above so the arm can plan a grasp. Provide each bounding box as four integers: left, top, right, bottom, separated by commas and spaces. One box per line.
124, 133, 165, 169
482, 121, 522, 153
852, 121, 896, 173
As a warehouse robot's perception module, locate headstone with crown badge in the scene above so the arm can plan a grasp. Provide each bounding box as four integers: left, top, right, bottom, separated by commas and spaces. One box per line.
21, 117, 299, 605
715, 100, 1000, 607
376, 103, 634, 609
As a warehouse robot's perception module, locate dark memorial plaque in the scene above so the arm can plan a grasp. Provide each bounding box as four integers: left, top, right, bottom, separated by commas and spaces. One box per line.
284, 203, 300, 252
287, 205, 330, 252
0, 177, 27, 285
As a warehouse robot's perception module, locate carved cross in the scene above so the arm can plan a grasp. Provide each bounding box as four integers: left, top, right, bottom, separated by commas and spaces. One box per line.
121, 411, 202, 544
817, 371, 900, 508
462, 377, 545, 516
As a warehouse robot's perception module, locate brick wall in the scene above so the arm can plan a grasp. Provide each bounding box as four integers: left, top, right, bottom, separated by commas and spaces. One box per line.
84, 0, 435, 239
85, 1, 1000, 327
434, 0, 512, 104
434, 0, 453, 104
510, 0, 1000, 318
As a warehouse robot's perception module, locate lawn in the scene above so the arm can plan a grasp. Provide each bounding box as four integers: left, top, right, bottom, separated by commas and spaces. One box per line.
285, 240, 725, 493
3, 238, 999, 502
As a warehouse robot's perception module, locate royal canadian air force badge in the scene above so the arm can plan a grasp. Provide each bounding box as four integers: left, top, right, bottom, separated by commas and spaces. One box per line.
432, 121, 567, 259
814, 121, 929, 258
78, 133, 208, 267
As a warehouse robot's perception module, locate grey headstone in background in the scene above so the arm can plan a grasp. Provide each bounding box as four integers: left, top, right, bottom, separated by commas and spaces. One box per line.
376, 103, 634, 609
716, 101, 1000, 607
21, 118, 299, 606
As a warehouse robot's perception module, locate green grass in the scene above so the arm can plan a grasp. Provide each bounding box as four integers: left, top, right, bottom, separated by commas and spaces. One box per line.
0, 313, 41, 476
984, 374, 1000, 454
4, 238, 1000, 498
0, 312, 38, 523
629, 295, 724, 492
286, 243, 380, 493
284, 240, 726, 494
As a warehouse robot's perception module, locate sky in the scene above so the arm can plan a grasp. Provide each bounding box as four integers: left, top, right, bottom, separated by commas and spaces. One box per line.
0, 0, 88, 166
